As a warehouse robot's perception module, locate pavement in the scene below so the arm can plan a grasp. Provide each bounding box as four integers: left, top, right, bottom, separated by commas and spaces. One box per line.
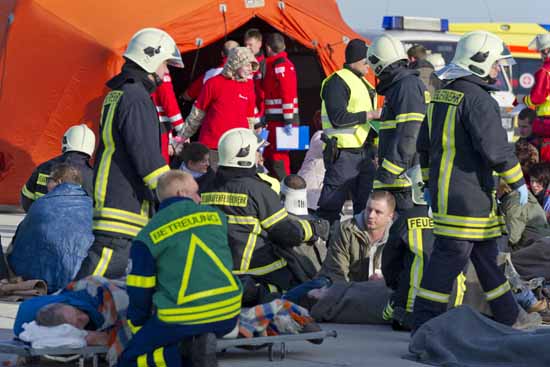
0, 211, 422, 366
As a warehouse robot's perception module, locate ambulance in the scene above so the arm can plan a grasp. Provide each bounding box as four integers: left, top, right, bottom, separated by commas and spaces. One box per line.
450, 22, 550, 98
362, 16, 517, 140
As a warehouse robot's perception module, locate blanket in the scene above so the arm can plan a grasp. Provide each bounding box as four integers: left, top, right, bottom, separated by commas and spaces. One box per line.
65, 276, 131, 366
511, 237, 550, 280
409, 305, 550, 367
19, 321, 87, 349
310, 280, 392, 324
239, 299, 314, 338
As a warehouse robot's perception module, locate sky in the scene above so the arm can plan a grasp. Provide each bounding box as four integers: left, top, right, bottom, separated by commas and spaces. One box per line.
336, 0, 550, 32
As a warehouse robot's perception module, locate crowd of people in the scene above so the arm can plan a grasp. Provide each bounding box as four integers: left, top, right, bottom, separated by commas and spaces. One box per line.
6, 26, 550, 366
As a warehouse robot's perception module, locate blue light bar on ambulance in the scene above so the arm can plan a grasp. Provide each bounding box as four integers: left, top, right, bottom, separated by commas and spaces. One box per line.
382, 16, 449, 32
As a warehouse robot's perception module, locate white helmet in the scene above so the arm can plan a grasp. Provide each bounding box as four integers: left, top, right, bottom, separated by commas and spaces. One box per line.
367, 34, 407, 76
528, 34, 550, 52
62, 124, 96, 157
280, 181, 308, 216
218, 128, 263, 168
123, 28, 184, 74
451, 31, 514, 78
426, 53, 446, 71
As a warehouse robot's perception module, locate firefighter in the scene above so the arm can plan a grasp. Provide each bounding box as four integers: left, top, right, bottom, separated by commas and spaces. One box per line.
151, 73, 184, 164
200, 128, 329, 305
120, 170, 241, 367
21, 124, 95, 212
75, 28, 183, 279
381, 181, 466, 331
262, 33, 299, 180
524, 34, 550, 160
317, 38, 380, 223
413, 31, 533, 330
367, 34, 429, 213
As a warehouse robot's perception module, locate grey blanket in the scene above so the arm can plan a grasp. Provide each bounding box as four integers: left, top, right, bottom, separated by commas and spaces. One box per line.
511, 237, 550, 280
310, 280, 392, 324
409, 305, 550, 367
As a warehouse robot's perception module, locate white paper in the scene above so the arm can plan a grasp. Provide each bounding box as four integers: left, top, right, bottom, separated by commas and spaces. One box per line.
276, 127, 300, 149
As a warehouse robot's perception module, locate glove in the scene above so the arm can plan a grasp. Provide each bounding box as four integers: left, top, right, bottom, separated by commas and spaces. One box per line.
309, 218, 330, 242
516, 184, 528, 207
283, 123, 293, 136
423, 188, 431, 207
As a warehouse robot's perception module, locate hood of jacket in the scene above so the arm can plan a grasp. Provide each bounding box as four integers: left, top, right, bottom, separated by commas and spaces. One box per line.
106, 60, 157, 93
376, 66, 419, 95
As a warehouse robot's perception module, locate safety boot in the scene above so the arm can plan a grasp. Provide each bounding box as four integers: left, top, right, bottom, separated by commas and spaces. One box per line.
190, 333, 218, 367
512, 307, 542, 330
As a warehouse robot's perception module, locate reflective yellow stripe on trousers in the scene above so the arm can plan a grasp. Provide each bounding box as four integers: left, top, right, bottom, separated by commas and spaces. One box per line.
92, 247, 113, 276
406, 228, 424, 312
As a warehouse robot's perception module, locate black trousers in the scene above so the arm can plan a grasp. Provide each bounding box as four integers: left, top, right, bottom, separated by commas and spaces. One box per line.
413, 237, 519, 330
317, 147, 376, 223
75, 233, 131, 280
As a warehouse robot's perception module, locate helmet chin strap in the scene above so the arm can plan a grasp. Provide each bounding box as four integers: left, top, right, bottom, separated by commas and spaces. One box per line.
152, 73, 163, 87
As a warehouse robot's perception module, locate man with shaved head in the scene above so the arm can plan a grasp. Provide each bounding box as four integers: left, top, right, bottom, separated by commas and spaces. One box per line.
121, 170, 241, 367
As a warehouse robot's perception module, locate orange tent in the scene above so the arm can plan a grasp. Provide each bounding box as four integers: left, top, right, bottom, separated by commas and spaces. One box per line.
0, 0, 368, 206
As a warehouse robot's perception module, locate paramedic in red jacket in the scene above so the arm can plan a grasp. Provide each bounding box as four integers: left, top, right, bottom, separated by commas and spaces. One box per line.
524, 34, 550, 160
180, 47, 258, 169
150, 74, 184, 163
262, 33, 299, 180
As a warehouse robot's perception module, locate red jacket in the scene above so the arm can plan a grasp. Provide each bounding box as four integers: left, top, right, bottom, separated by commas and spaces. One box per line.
252, 53, 266, 122
151, 74, 184, 162
195, 74, 256, 149
524, 58, 550, 117
262, 51, 299, 124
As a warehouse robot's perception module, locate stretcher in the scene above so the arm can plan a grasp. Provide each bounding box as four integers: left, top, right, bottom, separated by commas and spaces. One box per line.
0, 330, 337, 365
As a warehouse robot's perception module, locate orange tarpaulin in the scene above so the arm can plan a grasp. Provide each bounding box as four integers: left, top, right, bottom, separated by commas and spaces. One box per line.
0, 0, 369, 206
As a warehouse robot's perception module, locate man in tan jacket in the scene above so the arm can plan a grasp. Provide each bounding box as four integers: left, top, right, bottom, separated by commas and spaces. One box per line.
319, 191, 396, 282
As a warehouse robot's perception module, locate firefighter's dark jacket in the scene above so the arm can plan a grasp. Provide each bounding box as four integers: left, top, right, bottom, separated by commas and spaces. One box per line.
417, 75, 525, 241
92, 62, 169, 239
375, 66, 428, 188
200, 167, 315, 277
382, 205, 434, 311
21, 152, 93, 212
321, 66, 376, 128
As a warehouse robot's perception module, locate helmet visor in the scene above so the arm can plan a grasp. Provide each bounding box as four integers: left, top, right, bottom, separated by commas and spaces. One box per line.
497, 44, 516, 66
167, 46, 184, 68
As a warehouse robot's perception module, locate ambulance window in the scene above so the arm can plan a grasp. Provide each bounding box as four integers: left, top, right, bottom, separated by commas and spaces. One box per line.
403, 41, 457, 64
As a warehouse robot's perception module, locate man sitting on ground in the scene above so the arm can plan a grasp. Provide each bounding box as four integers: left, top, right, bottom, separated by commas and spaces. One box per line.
119, 170, 242, 367
318, 190, 396, 282
9, 163, 94, 293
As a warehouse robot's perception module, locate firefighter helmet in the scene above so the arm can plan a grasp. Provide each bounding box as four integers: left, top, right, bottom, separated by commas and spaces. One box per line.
218, 128, 263, 169
123, 28, 184, 74
528, 34, 550, 52
366, 34, 407, 76
62, 124, 96, 157
452, 31, 514, 78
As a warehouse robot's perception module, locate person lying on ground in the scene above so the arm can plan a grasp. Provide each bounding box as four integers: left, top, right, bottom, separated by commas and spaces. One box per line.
13, 276, 131, 366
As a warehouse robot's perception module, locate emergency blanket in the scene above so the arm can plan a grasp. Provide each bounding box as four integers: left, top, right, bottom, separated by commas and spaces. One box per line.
409, 305, 550, 367
511, 237, 550, 281
238, 299, 314, 338
310, 281, 392, 324
19, 321, 87, 349
65, 277, 131, 366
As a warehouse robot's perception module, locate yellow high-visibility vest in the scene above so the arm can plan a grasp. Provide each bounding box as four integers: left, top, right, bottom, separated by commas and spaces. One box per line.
321, 68, 376, 148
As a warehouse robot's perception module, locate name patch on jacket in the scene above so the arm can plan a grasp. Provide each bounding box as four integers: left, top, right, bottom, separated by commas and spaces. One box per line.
407, 217, 434, 230
432, 89, 464, 106
201, 192, 248, 207
149, 211, 222, 244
